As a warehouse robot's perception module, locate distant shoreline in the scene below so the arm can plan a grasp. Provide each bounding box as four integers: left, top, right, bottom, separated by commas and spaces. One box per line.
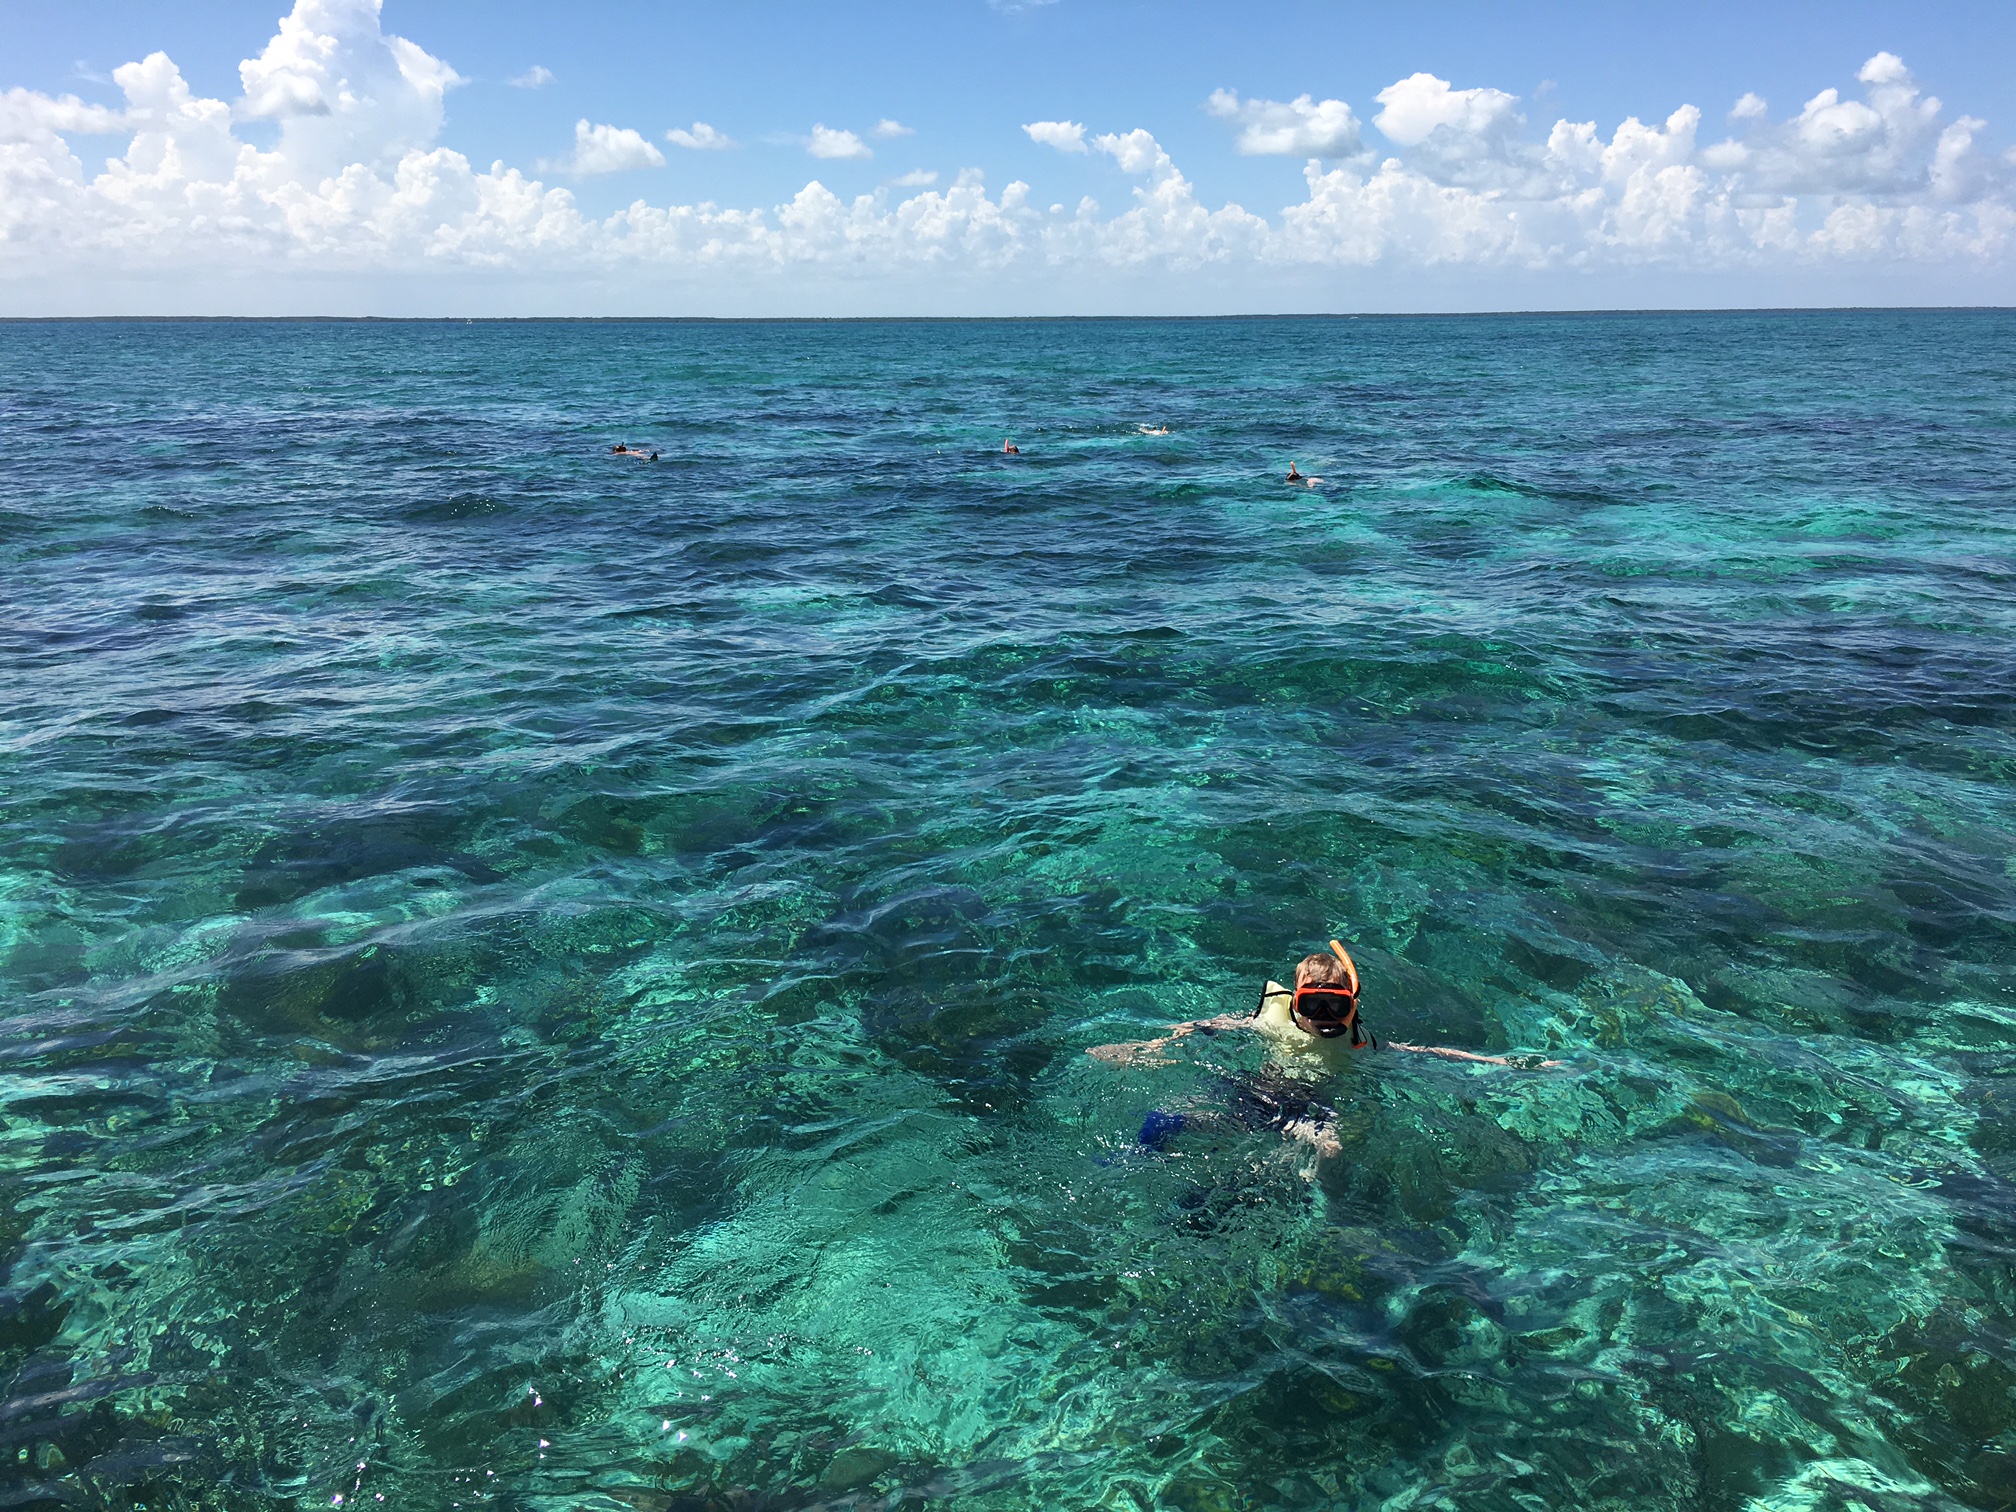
3, 306, 2012, 324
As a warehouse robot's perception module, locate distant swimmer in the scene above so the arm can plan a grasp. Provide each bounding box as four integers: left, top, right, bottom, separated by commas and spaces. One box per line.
1003, 439, 1020, 455
1138, 424, 1171, 436
611, 444, 660, 461
1285, 462, 1321, 487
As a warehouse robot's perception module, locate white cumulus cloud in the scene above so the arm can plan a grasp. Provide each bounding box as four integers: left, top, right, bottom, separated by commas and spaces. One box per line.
1363, 72, 1555, 193
871, 118, 914, 139
1093, 128, 1174, 178
235, 0, 462, 176
887, 169, 938, 187
508, 65, 552, 89
1050, 131, 1264, 268
1023, 119, 1086, 153
1696, 53, 1974, 201
808, 124, 871, 160
0, 87, 129, 138
553, 119, 664, 175
1373, 72, 1521, 146
666, 121, 734, 150
1205, 89, 1362, 157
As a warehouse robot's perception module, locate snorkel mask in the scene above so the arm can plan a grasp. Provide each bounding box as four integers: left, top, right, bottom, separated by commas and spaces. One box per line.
1291, 940, 1367, 1045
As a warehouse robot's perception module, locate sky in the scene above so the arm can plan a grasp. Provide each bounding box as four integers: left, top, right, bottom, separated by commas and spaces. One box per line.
2, 0, 2013, 315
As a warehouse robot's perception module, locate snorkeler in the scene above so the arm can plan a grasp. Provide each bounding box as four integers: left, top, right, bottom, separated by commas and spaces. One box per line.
1003, 439, 1020, 455
1090, 939, 1560, 1098
1090, 943, 1561, 1168
1090, 941, 1368, 1073
1138, 424, 1171, 436
1285, 462, 1321, 486
611, 444, 659, 461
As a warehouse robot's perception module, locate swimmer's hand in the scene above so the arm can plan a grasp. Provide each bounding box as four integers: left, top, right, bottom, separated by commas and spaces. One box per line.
1283, 1117, 1342, 1159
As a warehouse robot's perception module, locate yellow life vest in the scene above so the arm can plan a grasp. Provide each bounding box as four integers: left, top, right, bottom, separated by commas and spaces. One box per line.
1253, 980, 1369, 1071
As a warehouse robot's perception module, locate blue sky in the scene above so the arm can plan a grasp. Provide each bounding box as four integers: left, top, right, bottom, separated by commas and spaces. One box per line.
3, 1, 2012, 314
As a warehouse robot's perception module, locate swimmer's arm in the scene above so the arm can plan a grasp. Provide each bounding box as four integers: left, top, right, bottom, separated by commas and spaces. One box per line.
1385, 1041, 1565, 1069
1169, 1013, 1252, 1037
1086, 1013, 1251, 1066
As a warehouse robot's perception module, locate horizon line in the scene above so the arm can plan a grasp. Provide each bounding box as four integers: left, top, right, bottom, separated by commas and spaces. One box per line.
4, 305, 2014, 324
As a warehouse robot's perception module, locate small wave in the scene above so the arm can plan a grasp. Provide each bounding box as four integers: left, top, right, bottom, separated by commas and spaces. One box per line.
403, 492, 508, 522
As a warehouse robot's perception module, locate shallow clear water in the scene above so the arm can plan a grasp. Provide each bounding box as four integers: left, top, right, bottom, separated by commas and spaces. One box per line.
3, 313, 2015, 1511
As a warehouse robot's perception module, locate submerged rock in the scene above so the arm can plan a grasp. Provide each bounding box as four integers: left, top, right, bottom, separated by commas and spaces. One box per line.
819, 1446, 897, 1492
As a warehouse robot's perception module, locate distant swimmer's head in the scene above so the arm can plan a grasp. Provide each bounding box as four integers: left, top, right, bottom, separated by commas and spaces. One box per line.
1285, 462, 1302, 481
1004, 439, 1019, 454
1290, 948, 1363, 1041
613, 443, 628, 453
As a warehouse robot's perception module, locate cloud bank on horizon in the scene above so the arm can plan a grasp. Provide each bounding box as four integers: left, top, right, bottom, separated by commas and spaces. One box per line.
2, 0, 2011, 305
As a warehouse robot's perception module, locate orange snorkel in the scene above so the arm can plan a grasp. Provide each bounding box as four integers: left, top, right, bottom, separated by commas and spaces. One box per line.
1328, 939, 1360, 996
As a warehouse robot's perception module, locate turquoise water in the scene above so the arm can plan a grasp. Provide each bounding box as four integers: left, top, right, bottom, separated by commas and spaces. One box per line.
3, 313, 2015, 1511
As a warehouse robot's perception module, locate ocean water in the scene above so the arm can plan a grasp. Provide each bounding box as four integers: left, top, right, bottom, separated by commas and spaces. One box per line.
2, 312, 2014, 1512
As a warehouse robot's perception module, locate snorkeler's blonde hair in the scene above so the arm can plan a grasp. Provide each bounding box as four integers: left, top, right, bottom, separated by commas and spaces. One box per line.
1295, 952, 1351, 988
